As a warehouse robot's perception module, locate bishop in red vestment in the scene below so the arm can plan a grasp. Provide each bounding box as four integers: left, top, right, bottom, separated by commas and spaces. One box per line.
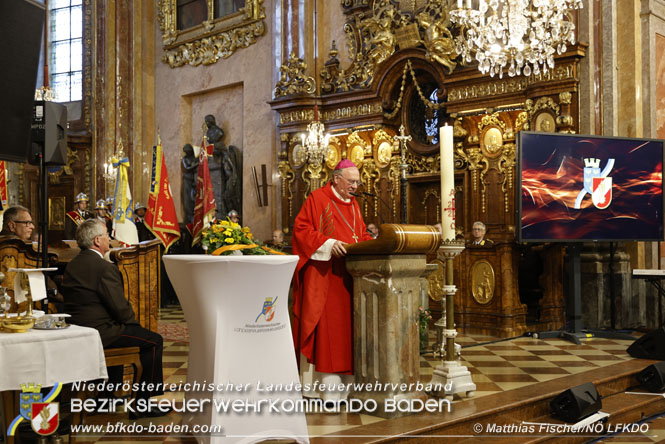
291, 161, 372, 375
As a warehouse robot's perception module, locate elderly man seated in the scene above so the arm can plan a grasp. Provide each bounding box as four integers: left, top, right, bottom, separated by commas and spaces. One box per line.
0, 205, 35, 241
63, 219, 167, 418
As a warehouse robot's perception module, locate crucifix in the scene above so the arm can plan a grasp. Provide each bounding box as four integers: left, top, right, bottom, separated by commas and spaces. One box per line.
393, 125, 412, 224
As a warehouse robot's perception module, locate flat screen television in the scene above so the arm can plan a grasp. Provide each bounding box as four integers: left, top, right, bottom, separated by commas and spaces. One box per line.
517, 132, 664, 242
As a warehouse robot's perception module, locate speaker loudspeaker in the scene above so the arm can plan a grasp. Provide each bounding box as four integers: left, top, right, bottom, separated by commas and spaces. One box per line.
627, 328, 665, 360
550, 382, 601, 423
637, 361, 665, 392
0, 0, 45, 163
29, 101, 68, 166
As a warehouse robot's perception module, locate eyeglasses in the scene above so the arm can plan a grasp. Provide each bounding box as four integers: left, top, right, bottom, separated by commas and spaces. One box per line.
13, 220, 34, 226
340, 176, 362, 186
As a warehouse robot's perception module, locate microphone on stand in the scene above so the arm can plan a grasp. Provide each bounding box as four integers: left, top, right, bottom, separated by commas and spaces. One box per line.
353, 191, 388, 226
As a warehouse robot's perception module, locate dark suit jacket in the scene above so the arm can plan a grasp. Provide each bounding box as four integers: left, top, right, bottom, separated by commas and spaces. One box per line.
62, 249, 139, 347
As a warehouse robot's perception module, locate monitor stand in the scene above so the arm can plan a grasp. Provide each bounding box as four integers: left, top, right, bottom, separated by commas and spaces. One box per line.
533, 243, 634, 345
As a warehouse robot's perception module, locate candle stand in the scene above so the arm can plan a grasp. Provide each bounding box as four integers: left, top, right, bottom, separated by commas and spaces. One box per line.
430, 239, 476, 400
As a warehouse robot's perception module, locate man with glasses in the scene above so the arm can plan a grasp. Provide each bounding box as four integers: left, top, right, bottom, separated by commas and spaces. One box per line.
0, 205, 34, 242
291, 159, 372, 403
63, 219, 167, 418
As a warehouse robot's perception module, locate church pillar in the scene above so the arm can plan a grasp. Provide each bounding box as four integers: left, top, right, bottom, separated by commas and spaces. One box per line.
93, 0, 155, 203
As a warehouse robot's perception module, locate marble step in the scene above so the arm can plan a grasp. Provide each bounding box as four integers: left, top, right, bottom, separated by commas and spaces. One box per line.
310, 359, 663, 443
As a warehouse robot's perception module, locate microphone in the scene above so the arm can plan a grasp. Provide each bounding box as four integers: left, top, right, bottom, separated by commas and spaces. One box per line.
354, 191, 389, 226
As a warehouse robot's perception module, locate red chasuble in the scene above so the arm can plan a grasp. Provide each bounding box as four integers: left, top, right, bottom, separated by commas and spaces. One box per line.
291, 182, 372, 374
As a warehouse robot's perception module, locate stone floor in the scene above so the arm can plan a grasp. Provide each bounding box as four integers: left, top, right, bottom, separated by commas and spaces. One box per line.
60, 306, 663, 443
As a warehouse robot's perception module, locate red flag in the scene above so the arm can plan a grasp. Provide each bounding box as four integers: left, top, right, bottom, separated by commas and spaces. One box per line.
0, 161, 7, 208
146, 143, 181, 252
187, 144, 216, 246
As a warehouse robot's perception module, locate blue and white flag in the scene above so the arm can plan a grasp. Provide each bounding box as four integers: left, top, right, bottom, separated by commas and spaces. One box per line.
112, 157, 139, 246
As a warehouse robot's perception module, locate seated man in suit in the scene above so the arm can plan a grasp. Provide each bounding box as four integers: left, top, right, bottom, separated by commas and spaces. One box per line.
62, 219, 167, 418
469, 221, 494, 247
0, 205, 35, 241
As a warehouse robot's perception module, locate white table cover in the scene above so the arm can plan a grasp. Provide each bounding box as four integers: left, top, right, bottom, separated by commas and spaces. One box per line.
164, 255, 308, 444
0, 324, 107, 390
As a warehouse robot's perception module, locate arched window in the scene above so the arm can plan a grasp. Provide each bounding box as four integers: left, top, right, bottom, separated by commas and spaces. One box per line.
49, 0, 83, 103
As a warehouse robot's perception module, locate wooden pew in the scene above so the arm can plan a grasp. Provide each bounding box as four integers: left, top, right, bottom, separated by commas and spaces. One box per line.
109, 239, 161, 333
19, 238, 162, 334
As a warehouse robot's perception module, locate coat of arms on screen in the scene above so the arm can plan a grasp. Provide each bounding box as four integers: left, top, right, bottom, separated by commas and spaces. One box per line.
575, 157, 615, 210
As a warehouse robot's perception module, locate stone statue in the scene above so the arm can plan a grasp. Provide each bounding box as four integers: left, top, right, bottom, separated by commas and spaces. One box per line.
205, 114, 225, 152
209, 144, 226, 219
181, 143, 199, 224
221, 144, 242, 220
204, 114, 242, 221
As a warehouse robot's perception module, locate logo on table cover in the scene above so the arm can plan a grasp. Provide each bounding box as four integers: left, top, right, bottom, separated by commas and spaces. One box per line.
8, 382, 62, 436
255, 296, 278, 322
575, 157, 614, 210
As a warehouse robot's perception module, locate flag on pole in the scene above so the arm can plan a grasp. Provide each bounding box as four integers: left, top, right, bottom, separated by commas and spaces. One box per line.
145, 143, 180, 251
112, 157, 139, 246
187, 142, 216, 246
0, 161, 7, 209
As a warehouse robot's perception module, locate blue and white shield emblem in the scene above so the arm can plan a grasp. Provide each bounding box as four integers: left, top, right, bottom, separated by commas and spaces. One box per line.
583, 166, 601, 194
20, 392, 43, 420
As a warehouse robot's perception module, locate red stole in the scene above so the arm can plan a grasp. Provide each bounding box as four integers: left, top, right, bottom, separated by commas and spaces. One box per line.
291, 183, 372, 373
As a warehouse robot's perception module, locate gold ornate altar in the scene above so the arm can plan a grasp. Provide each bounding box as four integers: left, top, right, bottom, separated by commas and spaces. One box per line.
270, 0, 581, 337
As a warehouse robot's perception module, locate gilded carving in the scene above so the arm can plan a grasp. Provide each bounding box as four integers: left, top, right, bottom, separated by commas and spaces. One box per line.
388, 156, 401, 219
447, 63, 576, 102
360, 160, 380, 217
346, 132, 367, 169
292, 144, 307, 168
427, 258, 445, 302
320, 0, 458, 94
405, 150, 440, 174
325, 137, 341, 170
559, 91, 572, 105
421, 189, 440, 223
322, 103, 383, 121
498, 143, 517, 213
375, 141, 392, 169
162, 20, 265, 67
526, 96, 561, 132
482, 127, 504, 157
48, 197, 66, 230
415, 4, 456, 74
471, 260, 495, 305
159, 0, 266, 68
277, 159, 295, 219
349, 145, 365, 168
274, 53, 316, 98
514, 111, 529, 133
47, 148, 79, 185
535, 113, 556, 132
280, 110, 314, 125
372, 129, 393, 169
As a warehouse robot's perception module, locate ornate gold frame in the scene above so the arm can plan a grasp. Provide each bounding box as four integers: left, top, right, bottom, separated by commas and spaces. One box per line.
158, 0, 266, 68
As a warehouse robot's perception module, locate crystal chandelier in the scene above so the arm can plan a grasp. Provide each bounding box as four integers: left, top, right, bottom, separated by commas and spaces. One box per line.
450, 0, 583, 78
301, 109, 330, 166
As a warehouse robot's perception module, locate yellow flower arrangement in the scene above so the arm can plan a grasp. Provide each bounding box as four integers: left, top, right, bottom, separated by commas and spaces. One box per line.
201, 219, 283, 256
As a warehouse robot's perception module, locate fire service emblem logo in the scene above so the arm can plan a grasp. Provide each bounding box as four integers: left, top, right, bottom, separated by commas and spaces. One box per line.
575, 157, 614, 209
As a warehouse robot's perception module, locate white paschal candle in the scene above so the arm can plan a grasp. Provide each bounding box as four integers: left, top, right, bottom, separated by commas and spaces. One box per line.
440, 124, 455, 241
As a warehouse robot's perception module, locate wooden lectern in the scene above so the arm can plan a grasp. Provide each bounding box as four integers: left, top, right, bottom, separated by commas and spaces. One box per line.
346, 224, 440, 418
